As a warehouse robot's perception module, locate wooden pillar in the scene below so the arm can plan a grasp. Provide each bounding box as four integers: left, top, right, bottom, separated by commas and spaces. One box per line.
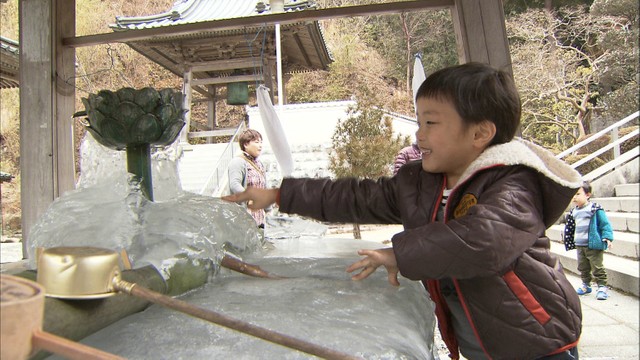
179, 67, 193, 144
54, 0, 77, 193
263, 57, 275, 104
450, 0, 512, 74
206, 85, 216, 144
19, 0, 76, 254
282, 74, 289, 105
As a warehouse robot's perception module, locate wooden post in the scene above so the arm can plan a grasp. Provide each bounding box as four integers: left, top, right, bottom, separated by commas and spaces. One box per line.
54, 0, 77, 194
19, 0, 76, 255
180, 66, 193, 144
450, 0, 512, 74
207, 85, 216, 144
263, 57, 275, 104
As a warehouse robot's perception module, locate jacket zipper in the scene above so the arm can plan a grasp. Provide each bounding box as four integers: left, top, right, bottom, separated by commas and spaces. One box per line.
437, 167, 506, 360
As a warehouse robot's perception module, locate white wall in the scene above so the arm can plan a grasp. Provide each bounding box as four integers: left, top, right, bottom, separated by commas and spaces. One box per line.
246, 100, 418, 150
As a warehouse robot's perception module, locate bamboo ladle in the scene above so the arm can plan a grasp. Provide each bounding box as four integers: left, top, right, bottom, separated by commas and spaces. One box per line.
36, 246, 360, 360
1, 274, 124, 360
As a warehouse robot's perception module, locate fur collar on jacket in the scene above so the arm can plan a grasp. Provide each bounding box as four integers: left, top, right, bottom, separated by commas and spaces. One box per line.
458, 137, 582, 190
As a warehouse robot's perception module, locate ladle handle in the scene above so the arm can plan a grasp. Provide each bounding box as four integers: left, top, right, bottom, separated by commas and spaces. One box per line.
115, 280, 361, 360
32, 330, 125, 360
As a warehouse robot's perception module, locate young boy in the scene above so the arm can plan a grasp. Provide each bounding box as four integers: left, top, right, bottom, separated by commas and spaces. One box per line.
564, 181, 614, 300
223, 63, 583, 359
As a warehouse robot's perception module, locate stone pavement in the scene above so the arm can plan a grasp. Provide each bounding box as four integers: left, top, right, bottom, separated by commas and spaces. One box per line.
2, 227, 639, 359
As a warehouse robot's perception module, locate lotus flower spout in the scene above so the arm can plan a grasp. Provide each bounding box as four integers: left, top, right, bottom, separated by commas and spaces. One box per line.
74, 87, 187, 201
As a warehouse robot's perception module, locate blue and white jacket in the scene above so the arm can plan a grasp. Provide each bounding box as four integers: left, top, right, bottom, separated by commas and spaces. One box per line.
564, 202, 614, 251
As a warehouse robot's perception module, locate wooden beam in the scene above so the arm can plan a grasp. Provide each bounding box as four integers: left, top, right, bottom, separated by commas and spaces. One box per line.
63, 0, 454, 48
1, 72, 19, 81
189, 58, 262, 73
293, 33, 313, 67
191, 74, 263, 86
451, 0, 512, 73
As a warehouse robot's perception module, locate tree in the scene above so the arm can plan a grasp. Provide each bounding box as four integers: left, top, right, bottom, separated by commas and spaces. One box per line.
329, 100, 409, 238
507, 5, 638, 151
287, 13, 414, 114
288, 2, 458, 117
359, 8, 457, 92
589, 0, 639, 124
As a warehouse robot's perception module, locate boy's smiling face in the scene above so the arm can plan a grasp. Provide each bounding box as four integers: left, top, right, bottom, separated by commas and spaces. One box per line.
415, 96, 492, 188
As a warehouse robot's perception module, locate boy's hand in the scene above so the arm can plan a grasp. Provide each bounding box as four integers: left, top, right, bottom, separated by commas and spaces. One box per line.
222, 187, 279, 210
346, 248, 400, 286
603, 239, 612, 249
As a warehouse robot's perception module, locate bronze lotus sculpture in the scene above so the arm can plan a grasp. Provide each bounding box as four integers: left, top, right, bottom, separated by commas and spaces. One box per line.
74, 87, 186, 200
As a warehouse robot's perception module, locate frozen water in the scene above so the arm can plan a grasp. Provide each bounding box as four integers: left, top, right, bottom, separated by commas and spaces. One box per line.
76, 135, 183, 202
264, 215, 329, 240
27, 182, 261, 280
27, 134, 262, 280
49, 238, 438, 359
33, 133, 438, 358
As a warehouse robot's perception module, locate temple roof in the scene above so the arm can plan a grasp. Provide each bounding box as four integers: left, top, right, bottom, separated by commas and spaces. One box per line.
110, 0, 332, 84
0, 36, 19, 89
111, 0, 317, 30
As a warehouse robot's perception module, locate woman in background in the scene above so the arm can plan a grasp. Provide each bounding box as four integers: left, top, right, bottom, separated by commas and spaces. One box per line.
228, 129, 268, 228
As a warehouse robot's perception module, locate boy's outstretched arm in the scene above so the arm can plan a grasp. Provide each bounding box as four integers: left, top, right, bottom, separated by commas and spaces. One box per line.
222, 187, 279, 210
346, 248, 400, 286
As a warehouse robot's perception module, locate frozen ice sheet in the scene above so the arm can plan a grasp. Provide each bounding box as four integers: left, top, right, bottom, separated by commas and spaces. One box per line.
26, 179, 262, 281
56, 242, 438, 359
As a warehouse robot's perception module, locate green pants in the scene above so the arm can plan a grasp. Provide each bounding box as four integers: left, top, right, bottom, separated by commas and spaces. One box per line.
576, 246, 607, 287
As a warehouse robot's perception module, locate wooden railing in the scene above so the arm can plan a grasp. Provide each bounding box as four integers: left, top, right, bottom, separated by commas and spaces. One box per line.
556, 111, 639, 182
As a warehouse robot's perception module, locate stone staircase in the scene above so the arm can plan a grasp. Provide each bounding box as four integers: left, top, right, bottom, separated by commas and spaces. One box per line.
547, 183, 639, 296
177, 143, 230, 194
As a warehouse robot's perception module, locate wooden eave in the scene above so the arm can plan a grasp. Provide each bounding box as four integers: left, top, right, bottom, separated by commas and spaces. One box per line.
119, 21, 331, 88
0, 37, 20, 89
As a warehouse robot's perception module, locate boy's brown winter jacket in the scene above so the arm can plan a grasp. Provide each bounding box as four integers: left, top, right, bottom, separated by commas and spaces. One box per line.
278, 138, 582, 359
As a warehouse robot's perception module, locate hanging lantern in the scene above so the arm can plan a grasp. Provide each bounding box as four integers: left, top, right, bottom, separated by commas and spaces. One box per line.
227, 81, 249, 105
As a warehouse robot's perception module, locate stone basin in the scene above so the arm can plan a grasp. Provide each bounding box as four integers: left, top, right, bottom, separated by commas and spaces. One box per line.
46, 236, 438, 359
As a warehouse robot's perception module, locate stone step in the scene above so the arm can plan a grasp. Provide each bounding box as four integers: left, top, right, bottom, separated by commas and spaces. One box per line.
607, 211, 639, 233
615, 183, 639, 197
548, 225, 639, 260
591, 196, 639, 212
178, 143, 229, 194
549, 241, 639, 297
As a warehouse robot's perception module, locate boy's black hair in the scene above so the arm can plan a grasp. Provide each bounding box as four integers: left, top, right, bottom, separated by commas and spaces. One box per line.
581, 181, 592, 195
238, 129, 262, 151
415, 62, 521, 145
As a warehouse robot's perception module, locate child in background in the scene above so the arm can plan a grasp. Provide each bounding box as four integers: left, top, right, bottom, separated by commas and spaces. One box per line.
224, 62, 583, 359
393, 142, 422, 175
564, 181, 614, 300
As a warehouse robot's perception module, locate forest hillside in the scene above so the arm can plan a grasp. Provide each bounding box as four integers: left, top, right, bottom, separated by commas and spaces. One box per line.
0, 0, 638, 235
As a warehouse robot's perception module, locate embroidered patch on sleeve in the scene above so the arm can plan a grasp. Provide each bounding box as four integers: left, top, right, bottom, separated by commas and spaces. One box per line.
454, 193, 478, 218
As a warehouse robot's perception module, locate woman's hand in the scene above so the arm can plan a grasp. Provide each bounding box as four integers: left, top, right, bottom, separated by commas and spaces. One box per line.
346, 248, 400, 286
222, 187, 279, 210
